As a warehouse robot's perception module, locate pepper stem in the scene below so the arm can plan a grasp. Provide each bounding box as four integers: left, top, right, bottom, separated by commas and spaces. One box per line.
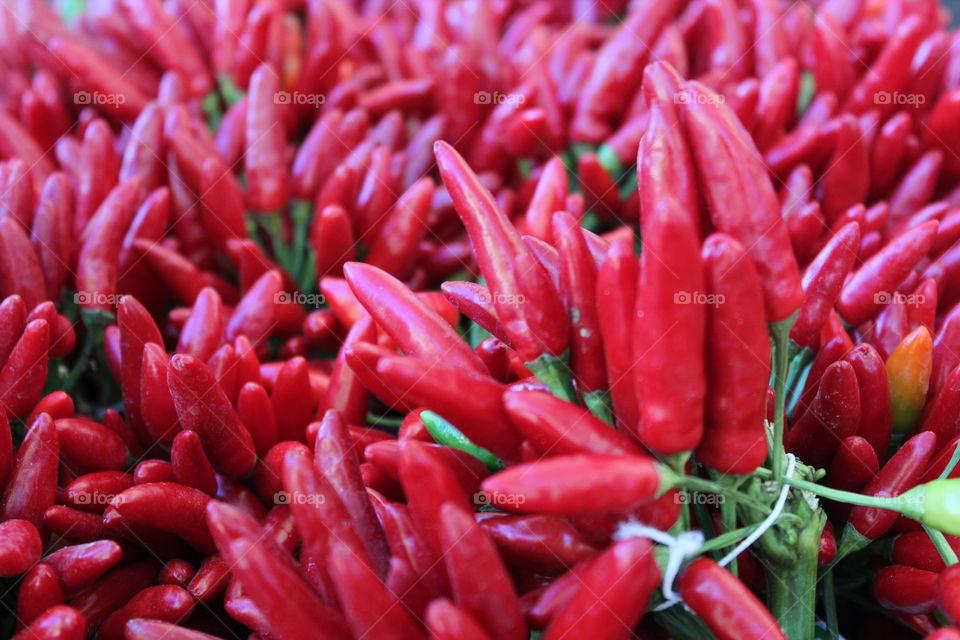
924, 524, 959, 566
526, 353, 579, 405
783, 475, 923, 517
768, 314, 797, 483
765, 511, 822, 640
582, 389, 613, 424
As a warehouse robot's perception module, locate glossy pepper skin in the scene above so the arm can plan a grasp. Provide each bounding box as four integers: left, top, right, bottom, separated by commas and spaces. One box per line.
697, 233, 770, 474
543, 538, 659, 640
678, 558, 786, 640
434, 141, 567, 361
791, 222, 861, 349
680, 80, 803, 322
844, 344, 894, 459
786, 360, 861, 469
838, 221, 938, 325
846, 431, 936, 544
634, 189, 705, 455
167, 354, 256, 477
874, 565, 939, 614
479, 455, 662, 515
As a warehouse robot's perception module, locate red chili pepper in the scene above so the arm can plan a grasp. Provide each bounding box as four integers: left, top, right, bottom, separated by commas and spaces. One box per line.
206, 501, 351, 640
552, 211, 606, 395
845, 431, 936, 547
440, 281, 509, 346
117, 295, 163, 445
0, 319, 44, 420
838, 221, 938, 325
170, 431, 217, 496
894, 531, 960, 572
131, 240, 206, 306
425, 598, 493, 640
124, 620, 222, 640
138, 343, 180, 447
786, 360, 861, 468
11, 605, 85, 640
44, 539, 122, 593
438, 502, 526, 640
874, 565, 939, 614
434, 141, 567, 362
570, 0, 684, 142
921, 365, 960, 449
268, 356, 313, 443
376, 355, 521, 460
698, 233, 771, 474
367, 440, 488, 498
366, 178, 434, 281
132, 460, 173, 485
0, 519, 40, 576
326, 535, 425, 640
0, 218, 45, 312
480, 513, 596, 573
939, 564, 960, 624
345, 262, 485, 374
167, 354, 256, 477
199, 156, 247, 251
791, 222, 861, 349
634, 180, 705, 454
503, 389, 642, 457
245, 65, 288, 212
2, 414, 57, 534
594, 235, 639, 431
480, 454, 663, 515
677, 557, 786, 640
314, 409, 391, 578
681, 80, 803, 322
933, 304, 960, 397
105, 482, 213, 552
68, 560, 159, 631
98, 584, 195, 640
827, 434, 879, 493
542, 537, 657, 640
0, 295, 24, 367
56, 418, 128, 472
176, 288, 223, 363
890, 151, 944, 225
120, 102, 165, 198
821, 115, 870, 223
224, 270, 282, 349
17, 563, 63, 629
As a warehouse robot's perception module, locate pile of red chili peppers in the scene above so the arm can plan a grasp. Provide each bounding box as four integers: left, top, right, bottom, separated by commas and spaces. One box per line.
10, 0, 960, 639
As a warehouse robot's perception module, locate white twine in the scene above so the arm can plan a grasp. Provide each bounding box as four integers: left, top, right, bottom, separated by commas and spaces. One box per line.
614, 453, 798, 611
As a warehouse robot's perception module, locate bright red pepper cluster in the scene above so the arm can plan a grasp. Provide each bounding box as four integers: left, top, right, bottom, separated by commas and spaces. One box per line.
6, 0, 960, 639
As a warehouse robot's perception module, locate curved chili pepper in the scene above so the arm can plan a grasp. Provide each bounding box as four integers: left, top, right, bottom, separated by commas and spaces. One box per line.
888, 327, 934, 433
224, 270, 282, 349
167, 354, 256, 477
117, 296, 163, 443
844, 431, 936, 551
827, 435, 879, 493
105, 482, 213, 552
791, 222, 861, 349
434, 141, 567, 362
44, 539, 122, 593
890, 151, 944, 224
176, 288, 223, 363
678, 557, 786, 640
11, 605, 85, 640
376, 355, 521, 460
503, 389, 641, 457
874, 565, 939, 614
345, 262, 485, 374
438, 502, 526, 640
367, 439, 488, 498
65, 472, 132, 514
570, 0, 683, 142
98, 584, 195, 640
206, 501, 351, 640
838, 221, 938, 325
56, 418, 128, 472
131, 240, 206, 306
697, 233, 771, 474
366, 178, 434, 281
479, 455, 663, 515
326, 536, 424, 640
314, 409, 390, 578
480, 513, 596, 574
1, 414, 57, 533
440, 281, 509, 345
